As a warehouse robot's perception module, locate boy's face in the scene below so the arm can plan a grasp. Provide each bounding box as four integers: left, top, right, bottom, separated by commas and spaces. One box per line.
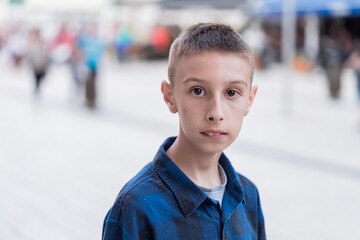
162, 51, 257, 155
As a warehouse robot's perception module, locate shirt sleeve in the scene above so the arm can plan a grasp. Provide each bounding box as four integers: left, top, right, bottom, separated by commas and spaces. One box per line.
102, 208, 124, 240
102, 191, 152, 240
103, 206, 145, 240
257, 192, 266, 240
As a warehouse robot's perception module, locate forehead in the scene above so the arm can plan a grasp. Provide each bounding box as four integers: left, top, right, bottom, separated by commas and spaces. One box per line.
174, 51, 252, 87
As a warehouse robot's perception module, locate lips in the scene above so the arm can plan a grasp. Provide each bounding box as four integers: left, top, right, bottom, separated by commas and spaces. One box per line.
204, 132, 222, 136
200, 130, 227, 137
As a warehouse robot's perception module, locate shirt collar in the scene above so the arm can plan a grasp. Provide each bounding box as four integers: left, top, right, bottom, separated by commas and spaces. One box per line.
219, 153, 246, 205
152, 137, 245, 217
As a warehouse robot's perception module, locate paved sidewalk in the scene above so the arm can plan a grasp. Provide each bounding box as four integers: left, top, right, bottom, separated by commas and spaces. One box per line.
1, 59, 359, 239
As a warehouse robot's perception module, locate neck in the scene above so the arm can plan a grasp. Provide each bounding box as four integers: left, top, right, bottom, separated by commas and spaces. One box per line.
166, 133, 222, 188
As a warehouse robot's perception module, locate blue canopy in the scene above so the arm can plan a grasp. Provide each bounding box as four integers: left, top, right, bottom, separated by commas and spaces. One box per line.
251, 0, 360, 17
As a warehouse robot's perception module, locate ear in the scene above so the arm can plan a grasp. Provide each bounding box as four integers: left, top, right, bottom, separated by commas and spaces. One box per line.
244, 84, 258, 116
161, 80, 178, 114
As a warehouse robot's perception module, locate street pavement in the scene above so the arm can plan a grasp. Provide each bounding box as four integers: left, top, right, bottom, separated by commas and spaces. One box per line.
1, 57, 360, 240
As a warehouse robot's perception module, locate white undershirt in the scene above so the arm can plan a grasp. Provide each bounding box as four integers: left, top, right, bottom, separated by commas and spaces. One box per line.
197, 164, 227, 208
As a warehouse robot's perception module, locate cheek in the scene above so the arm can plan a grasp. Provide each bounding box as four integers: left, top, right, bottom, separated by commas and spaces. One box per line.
179, 97, 202, 116
227, 100, 248, 115
226, 102, 247, 130
180, 107, 200, 125
177, 100, 196, 122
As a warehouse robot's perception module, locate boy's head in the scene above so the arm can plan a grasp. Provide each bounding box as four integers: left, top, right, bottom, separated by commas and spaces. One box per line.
168, 23, 254, 86
162, 23, 257, 154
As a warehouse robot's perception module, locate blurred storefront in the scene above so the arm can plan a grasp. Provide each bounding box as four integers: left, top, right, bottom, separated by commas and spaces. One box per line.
1, 0, 254, 60
250, 0, 360, 70
108, 0, 251, 59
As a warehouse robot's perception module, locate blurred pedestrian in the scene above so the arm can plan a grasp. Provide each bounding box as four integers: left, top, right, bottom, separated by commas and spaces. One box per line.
115, 25, 133, 62
345, 40, 360, 127
7, 25, 27, 67
68, 44, 87, 98
320, 28, 351, 99
78, 24, 104, 108
0, 27, 5, 51
27, 28, 50, 96
49, 24, 74, 63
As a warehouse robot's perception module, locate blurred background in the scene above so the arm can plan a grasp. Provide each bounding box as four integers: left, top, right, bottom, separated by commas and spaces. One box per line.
1, 0, 360, 239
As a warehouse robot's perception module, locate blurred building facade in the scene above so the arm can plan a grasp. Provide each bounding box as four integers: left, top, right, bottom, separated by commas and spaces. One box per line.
250, 0, 360, 68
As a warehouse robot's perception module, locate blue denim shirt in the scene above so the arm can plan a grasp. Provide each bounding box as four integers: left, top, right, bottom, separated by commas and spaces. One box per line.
102, 137, 266, 240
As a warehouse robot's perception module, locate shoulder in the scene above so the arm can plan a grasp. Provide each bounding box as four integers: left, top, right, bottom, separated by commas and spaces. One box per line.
236, 172, 262, 208
106, 161, 166, 224
236, 172, 257, 188
103, 162, 171, 239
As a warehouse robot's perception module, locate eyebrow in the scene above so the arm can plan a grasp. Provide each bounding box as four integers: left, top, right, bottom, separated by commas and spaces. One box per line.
183, 77, 248, 87
183, 77, 205, 85
229, 80, 248, 87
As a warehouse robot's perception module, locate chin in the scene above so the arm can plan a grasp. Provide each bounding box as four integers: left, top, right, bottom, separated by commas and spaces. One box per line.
197, 142, 229, 155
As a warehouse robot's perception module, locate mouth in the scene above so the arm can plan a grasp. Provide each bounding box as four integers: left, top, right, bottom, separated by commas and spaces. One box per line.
200, 130, 227, 138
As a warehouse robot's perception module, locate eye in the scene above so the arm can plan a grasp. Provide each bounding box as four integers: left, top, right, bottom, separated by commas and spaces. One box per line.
191, 87, 205, 96
226, 89, 240, 98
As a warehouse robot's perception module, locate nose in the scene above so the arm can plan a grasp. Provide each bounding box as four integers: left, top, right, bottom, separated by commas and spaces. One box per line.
207, 95, 224, 123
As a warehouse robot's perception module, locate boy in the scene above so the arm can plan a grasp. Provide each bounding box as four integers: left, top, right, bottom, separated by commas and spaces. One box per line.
102, 23, 266, 240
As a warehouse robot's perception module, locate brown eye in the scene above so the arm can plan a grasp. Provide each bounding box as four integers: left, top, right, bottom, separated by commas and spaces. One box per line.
227, 90, 237, 97
191, 88, 205, 96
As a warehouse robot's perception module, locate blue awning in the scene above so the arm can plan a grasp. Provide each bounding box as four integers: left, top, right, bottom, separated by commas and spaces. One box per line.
251, 0, 360, 17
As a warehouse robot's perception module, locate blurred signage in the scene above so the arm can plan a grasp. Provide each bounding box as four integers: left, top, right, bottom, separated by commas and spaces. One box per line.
9, 0, 24, 5
252, 0, 360, 17
112, 0, 247, 8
